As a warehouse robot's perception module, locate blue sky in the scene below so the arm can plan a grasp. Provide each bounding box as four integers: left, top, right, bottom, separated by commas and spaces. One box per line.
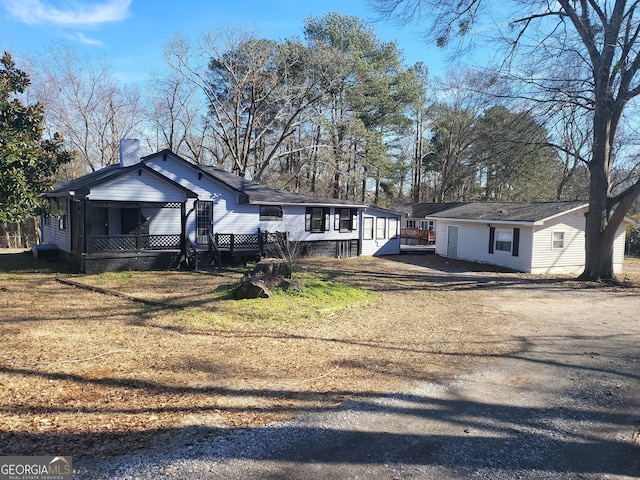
0, 0, 466, 86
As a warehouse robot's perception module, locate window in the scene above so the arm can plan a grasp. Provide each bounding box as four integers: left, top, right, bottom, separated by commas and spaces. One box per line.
305, 207, 330, 232
376, 217, 386, 239
552, 231, 565, 249
406, 220, 416, 229
334, 208, 357, 232
420, 220, 434, 231
363, 217, 374, 240
495, 229, 513, 252
260, 205, 283, 221
389, 218, 398, 239
57, 198, 68, 231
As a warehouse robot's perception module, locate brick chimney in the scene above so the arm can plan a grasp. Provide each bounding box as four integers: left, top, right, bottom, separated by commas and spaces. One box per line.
119, 139, 140, 168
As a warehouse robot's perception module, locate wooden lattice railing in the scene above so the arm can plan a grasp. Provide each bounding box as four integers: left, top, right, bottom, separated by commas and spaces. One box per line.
88, 234, 181, 253
212, 231, 286, 254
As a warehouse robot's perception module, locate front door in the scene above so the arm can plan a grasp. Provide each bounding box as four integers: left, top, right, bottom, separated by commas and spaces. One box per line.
196, 201, 213, 245
447, 225, 459, 258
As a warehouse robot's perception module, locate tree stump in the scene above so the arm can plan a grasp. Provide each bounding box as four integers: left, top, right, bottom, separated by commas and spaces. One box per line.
250, 258, 291, 279
232, 258, 302, 300
232, 278, 271, 299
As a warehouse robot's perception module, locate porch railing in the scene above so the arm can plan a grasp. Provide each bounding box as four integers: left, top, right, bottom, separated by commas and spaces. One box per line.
213, 231, 285, 254
88, 234, 181, 253
400, 228, 436, 243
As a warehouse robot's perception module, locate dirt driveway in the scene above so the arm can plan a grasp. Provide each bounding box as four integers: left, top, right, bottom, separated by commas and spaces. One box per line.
72, 256, 640, 480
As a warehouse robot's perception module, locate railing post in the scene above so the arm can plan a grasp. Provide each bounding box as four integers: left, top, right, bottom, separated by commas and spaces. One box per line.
258, 228, 264, 253
230, 233, 234, 255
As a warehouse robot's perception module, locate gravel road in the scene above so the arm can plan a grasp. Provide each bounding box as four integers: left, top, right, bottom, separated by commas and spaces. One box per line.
74, 274, 640, 479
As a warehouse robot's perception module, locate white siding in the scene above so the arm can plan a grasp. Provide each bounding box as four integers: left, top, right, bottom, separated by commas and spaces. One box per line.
435, 220, 533, 272
360, 209, 401, 256
281, 205, 359, 242
88, 169, 187, 202
531, 210, 586, 274
147, 155, 364, 244
146, 156, 244, 242
612, 223, 627, 274
142, 207, 182, 235
41, 211, 71, 252
432, 208, 606, 274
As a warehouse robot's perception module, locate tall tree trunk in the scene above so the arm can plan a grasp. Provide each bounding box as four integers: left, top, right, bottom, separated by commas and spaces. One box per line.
580, 99, 615, 280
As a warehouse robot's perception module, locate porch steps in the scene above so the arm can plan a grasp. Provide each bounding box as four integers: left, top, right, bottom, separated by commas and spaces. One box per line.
194, 249, 220, 272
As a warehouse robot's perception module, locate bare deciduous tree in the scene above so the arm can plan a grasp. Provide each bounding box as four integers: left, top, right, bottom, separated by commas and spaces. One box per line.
373, 0, 640, 281
30, 44, 143, 173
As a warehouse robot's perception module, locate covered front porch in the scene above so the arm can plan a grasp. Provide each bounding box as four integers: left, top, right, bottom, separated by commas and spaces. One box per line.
79, 200, 287, 272
84, 200, 184, 254
77, 200, 187, 273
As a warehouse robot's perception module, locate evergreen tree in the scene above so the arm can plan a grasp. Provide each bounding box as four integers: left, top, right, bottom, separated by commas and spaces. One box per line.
0, 52, 72, 223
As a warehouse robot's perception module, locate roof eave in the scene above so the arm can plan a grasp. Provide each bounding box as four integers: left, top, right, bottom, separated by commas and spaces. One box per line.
427, 216, 536, 226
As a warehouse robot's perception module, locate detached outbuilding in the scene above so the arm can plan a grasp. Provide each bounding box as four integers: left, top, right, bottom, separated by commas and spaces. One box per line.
426, 202, 630, 275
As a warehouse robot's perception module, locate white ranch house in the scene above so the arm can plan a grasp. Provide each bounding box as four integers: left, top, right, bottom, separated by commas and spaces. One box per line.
40, 141, 401, 273
425, 202, 630, 275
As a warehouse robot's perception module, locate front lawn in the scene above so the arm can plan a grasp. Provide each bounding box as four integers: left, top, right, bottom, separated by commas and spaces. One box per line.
0, 253, 540, 458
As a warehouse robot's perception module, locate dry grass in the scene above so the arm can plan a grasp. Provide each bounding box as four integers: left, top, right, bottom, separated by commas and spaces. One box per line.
1, 251, 635, 459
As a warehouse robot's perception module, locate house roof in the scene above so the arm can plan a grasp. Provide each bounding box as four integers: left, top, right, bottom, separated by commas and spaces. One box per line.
426, 201, 588, 224
392, 202, 469, 217
45, 164, 122, 197
43, 163, 198, 198
44, 149, 364, 208
197, 164, 363, 207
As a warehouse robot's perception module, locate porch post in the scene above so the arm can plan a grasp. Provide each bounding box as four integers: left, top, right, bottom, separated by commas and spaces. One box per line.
180, 202, 186, 260
137, 203, 142, 250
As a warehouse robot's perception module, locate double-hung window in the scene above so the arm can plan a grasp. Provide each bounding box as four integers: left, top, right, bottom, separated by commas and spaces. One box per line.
334, 208, 357, 232
389, 218, 398, 239
376, 217, 386, 239
495, 229, 513, 252
260, 205, 283, 221
363, 217, 374, 240
552, 231, 565, 249
305, 207, 330, 232
57, 198, 69, 231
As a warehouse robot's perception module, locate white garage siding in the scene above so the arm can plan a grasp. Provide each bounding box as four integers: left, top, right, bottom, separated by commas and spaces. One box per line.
612, 223, 628, 274
530, 210, 586, 275
435, 220, 533, 272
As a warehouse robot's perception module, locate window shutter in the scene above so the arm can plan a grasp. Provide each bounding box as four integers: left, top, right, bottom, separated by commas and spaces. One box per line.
512, 227, 520, 256
488, 226, 495, 254
305, 208, 311, 231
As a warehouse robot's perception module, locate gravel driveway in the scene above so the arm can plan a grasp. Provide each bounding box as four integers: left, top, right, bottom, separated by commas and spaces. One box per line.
75, 263, 640, 480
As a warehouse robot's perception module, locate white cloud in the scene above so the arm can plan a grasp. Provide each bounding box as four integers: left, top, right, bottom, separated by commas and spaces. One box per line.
76, 32, 103, 46
2, 0, 131, 26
